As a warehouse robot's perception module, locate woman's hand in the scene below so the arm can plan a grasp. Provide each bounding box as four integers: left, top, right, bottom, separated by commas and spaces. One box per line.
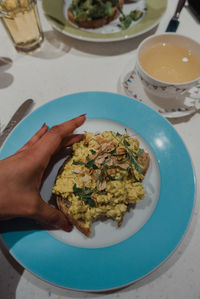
0, 114, 86, 232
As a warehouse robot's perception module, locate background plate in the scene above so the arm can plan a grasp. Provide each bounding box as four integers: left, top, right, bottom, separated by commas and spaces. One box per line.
0, 92, 195, 291
42, 0, 167, 42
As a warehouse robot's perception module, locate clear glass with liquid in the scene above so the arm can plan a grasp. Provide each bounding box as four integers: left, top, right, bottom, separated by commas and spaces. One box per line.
0, 0, 43, 53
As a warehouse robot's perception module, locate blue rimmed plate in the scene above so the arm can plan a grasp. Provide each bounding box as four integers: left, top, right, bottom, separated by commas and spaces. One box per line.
0, 92, 195, 291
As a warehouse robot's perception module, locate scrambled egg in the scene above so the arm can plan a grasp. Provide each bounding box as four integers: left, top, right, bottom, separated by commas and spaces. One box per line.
52, 131, 147, 229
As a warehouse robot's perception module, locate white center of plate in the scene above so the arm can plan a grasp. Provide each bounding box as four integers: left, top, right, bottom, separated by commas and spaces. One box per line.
41, 119, 160, 248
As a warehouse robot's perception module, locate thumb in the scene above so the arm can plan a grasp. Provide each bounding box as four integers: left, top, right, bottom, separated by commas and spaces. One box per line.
35, 199, 73, 232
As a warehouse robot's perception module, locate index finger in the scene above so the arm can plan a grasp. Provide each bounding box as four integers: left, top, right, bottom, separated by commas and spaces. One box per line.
32, 114, 86, 161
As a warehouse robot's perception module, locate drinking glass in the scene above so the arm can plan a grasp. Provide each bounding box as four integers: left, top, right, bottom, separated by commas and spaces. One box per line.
0, 0, 44, 53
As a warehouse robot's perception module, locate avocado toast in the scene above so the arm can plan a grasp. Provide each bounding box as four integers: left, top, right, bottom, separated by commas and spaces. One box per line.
67, 0, 124, 29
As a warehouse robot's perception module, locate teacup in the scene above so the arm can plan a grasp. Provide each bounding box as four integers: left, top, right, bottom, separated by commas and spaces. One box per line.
135, 33, 200, 98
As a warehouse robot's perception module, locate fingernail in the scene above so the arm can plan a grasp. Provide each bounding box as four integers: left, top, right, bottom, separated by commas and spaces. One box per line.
79, 114, 86, 117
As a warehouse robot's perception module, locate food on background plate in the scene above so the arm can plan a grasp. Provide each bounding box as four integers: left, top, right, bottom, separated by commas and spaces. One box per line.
67, 0, 144, 30
52, 131, 150, 237
68, 0, 124, 29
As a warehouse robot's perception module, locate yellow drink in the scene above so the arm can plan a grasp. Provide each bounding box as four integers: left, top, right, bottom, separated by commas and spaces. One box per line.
139, 42, 200, 83
0, 0, 43, 53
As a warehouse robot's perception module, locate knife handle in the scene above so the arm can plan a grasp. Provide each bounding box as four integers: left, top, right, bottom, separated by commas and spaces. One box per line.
174, 0, 186, 19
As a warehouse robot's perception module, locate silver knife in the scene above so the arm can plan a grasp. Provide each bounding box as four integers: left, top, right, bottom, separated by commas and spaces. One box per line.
0, 99, 34, 148
166, 0, 186, 32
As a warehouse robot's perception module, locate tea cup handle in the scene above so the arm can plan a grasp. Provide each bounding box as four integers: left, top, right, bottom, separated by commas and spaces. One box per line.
185, 85, 200, 111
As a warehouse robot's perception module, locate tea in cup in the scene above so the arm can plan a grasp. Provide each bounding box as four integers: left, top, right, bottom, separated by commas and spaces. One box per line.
135, 33, 200, 98
0, 0, 44, 53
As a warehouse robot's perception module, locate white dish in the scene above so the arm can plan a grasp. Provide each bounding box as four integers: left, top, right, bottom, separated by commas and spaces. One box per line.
0, 92, 196, 291
121, 68, 200, 118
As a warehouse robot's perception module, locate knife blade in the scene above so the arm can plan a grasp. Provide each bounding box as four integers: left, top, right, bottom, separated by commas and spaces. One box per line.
166, 0, 186, 32
0, 99, 34, 148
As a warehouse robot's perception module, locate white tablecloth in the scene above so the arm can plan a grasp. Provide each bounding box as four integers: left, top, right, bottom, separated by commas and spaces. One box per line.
0, 0, 200, 298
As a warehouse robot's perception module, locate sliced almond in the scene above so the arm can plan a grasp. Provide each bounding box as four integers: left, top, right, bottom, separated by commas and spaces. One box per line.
95, 135, 104, 144
82, 175, 90, 183
93, 143, 100, 151
97, 180, 107, 191
92, 169, 101, 180
116, 147, 126, 155
96, 155, 106, 165
119, 163, 129, 169
101, 141, 113, 151
73, 167, 82, 174
107, 158, 114, 166
107, 168, 116, 175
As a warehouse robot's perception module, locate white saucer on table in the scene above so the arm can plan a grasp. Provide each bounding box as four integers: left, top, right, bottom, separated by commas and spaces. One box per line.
120, 68, 200, 119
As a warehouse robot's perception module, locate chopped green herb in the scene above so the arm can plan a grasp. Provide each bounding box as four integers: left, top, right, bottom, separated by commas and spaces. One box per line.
73, 183, 83, 194
123, 139, 130, 147
99, 170, 105, 182
105, 1, 112, 16
90, 149, 96, 155
107, 174, 124, 181
98, 190, 107, 195
138, 148, 144, 156
72, 160, 85, 165
87, 198, 95, 207
130, 10, 143, 21
116, 132, 122, 137
85, 158, 98, 169
108, 145, 117, 155
86, 154, 90, 161
84, 187, 93, 195
73, 183, 95, 207
73, 157, 98, 170
119, 9, 144, 30
120, 15, 132, 30
127, 149, 143, 174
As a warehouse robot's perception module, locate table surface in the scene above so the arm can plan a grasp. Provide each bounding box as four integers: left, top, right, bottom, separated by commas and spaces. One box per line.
0, 0, 200, 298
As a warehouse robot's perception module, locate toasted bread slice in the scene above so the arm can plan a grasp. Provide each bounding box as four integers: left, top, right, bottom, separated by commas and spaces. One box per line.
57, 196, 91, 237
139, 152, 150, 176
55, 159, 91, 237
67, 0, 124, 29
